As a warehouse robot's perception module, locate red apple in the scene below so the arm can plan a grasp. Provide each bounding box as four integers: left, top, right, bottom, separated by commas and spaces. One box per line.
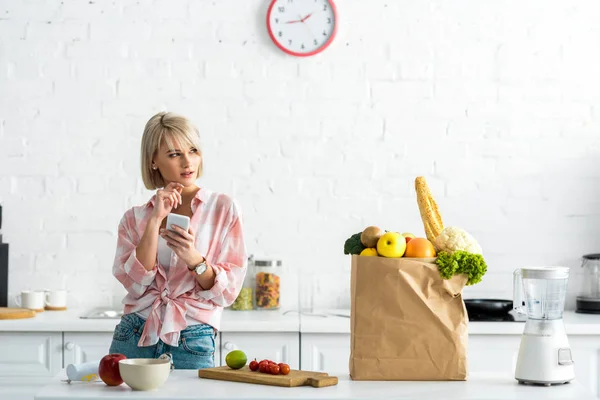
402, 232, 416, 244
99, 353, 127, 386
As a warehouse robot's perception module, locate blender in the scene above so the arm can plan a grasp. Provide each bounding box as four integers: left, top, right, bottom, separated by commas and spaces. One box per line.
513, 266, 574, 385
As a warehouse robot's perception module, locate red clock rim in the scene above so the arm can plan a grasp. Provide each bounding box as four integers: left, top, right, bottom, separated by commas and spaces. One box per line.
266, 0, 338, 57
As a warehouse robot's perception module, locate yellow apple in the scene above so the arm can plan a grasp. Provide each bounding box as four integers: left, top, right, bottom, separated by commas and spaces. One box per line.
402, 232, 416, 244
377, 232, 406, 258
360, 248, 378, 257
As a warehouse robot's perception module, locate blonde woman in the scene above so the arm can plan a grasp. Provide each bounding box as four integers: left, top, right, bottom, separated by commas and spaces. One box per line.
109, 111, 247, 369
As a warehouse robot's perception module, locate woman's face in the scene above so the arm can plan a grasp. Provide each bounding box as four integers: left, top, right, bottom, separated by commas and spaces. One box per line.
152, 139, 201, 187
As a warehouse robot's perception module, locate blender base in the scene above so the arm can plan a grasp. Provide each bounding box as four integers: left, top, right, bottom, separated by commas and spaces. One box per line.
576, 297, 600, 314
514, 321, 575, 385
517, 378, 572, 386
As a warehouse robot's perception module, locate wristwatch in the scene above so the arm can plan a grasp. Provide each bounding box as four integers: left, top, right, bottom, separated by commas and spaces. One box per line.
189, 259, 208, 275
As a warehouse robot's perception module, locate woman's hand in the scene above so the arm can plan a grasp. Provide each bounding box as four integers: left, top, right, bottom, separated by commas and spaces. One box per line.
152, 182, 184, 220
160, 225, 202, 268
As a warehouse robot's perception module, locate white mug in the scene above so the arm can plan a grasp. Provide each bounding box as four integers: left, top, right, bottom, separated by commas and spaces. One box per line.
45, 290, 68, 308
14, 290, 45, 311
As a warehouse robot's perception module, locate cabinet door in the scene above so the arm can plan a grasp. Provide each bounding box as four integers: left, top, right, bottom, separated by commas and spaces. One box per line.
468, 335, 522, 375
220, 332, 299, 370
0, 332, 62, 377
300, 333, 350, 373
569, 336, 600, 398
63, 332, 114, 366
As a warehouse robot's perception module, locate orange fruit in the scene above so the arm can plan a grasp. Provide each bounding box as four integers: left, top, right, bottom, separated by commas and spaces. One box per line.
404, 238, 436, 258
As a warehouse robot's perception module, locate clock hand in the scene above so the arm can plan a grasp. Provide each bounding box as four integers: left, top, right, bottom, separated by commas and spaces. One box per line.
301, 17, 317, 44
301, 12, 314, 22
286, 19, 302, 24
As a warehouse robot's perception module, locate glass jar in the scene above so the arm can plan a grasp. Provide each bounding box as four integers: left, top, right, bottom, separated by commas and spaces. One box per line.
254, 258, 282, 310
230, 255, 255, 311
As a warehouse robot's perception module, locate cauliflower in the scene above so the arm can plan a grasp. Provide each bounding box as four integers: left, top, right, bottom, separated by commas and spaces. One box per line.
434, 226, 482, 255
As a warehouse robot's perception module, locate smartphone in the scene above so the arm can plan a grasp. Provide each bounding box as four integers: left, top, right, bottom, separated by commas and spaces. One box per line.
166, 213, 191, 233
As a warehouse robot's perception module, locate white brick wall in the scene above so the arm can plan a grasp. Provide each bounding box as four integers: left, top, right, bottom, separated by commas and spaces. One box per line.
1, 0, 600, 312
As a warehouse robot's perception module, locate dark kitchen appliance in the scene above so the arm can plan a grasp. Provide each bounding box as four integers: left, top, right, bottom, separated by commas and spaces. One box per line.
576, 253, 600, 314
464, 299, 526, 322
0, 205, 8, 307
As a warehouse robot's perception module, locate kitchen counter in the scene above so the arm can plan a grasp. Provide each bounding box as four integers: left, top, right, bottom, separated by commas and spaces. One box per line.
0, 309, 300, 333
300, 310, 600, 335
34, 370, 595, 400
2, 308, 600, 335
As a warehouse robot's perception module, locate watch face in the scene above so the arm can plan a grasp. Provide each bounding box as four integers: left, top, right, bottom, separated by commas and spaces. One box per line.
267, 0, 338, 57
196, 263, 207, 275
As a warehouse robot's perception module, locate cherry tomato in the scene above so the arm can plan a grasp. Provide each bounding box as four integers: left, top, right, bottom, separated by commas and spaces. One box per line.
249, 360, 259, 371
258, 361, 270, 373
259, 359, 269, 364
279, 364, 290, 375
269, 364, 280, 375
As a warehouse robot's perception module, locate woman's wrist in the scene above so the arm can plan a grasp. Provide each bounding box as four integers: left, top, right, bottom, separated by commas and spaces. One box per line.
147, 215, 163, 231
186, 252, 205, 270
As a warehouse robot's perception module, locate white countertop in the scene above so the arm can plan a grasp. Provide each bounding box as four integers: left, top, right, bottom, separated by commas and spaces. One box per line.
0, 309, 300, 333
2, 308, 600, 335
299, 310, 600, 335
34, 370, 595, 400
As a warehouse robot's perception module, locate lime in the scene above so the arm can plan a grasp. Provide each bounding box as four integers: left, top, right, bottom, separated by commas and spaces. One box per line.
225, 350, 247, 370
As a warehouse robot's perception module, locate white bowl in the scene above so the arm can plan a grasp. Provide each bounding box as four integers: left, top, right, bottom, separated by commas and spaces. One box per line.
119, 358, 171, 391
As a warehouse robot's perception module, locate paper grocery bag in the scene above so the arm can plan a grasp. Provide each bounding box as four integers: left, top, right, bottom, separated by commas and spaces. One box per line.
349, 255, 469, 381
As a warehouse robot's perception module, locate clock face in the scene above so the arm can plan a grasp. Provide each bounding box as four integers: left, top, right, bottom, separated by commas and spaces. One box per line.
267, 0, 338, 57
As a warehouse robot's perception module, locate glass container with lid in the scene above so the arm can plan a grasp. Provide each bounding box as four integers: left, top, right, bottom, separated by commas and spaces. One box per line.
254, 258, 282, 310
576, 253, 600, 314
230, 255, 255, 311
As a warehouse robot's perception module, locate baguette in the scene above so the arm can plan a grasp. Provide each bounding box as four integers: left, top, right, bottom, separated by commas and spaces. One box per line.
415, 176, 444, 243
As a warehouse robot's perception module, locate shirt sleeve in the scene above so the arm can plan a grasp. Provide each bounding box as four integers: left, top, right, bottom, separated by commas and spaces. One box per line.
112, 210, 158, 299
195, 201, 248, 307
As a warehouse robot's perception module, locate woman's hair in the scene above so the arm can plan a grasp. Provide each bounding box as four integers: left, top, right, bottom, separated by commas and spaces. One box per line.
140, 111, 203, 190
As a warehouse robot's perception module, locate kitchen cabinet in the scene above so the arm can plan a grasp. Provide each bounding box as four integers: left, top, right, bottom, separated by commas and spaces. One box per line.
298, 333, 600, 398
63, 332, 113, 366
220, 332, 300, 370
0, 323, 598, 399
0, 332, 62, 377
470, 335, 600, 397
300, 333, 350, 373
570, 336, 600, 398
468, 335, 521, 375
0, 332, 63, 400
298, 333, 523, 376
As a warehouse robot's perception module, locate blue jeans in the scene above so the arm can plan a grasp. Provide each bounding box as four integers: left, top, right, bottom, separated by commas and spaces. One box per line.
108, 313, 216, 370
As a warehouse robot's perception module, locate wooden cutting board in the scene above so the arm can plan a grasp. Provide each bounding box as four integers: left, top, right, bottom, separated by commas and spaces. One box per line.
0, 307, 36, 319
198, 366, 338, 388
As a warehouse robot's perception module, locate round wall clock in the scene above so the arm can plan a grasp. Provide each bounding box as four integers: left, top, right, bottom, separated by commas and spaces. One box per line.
266, 0, 338, 57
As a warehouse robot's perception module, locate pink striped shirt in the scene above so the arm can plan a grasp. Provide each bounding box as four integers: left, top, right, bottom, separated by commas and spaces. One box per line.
112, 188, 247, 347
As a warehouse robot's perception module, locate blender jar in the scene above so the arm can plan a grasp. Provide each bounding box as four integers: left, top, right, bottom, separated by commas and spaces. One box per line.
576, 253, 600, 314
513, 266, 569, 320
254, 259, 282, 310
